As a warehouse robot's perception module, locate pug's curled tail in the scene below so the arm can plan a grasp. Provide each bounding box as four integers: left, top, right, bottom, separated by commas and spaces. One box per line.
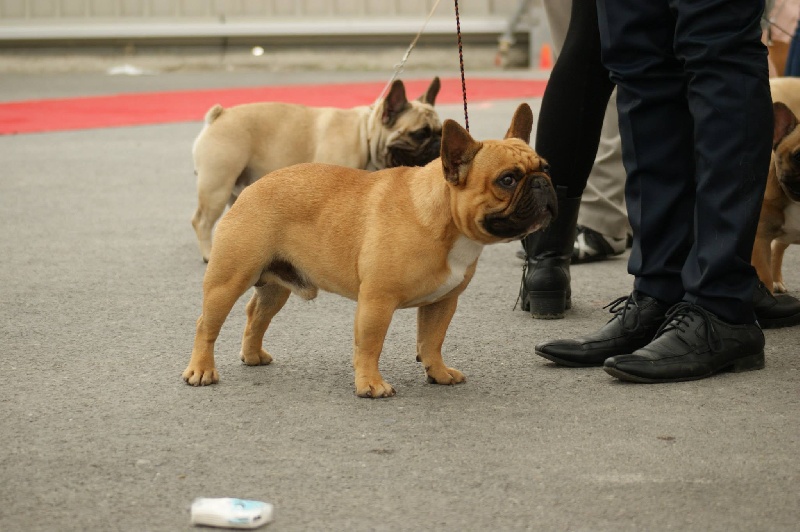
204, 104, 224, 124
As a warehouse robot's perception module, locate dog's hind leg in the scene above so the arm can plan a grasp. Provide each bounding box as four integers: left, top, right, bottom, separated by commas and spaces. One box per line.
240, 283, 291, 366
192, 175, 238, 263
191, 137, 251, 262
752, 234, 774, 292
183, 263, 261, 386
771, 240, 790, 293
416, 296, 466, 386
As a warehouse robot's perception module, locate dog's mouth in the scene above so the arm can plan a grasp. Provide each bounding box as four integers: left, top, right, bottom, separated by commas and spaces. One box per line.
780, 178, 800, 201
482, 174, 557, 240
387, 134, 442, 167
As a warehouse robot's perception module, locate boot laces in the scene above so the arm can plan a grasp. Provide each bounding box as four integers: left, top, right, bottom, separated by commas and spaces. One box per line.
603, 293, 641, 332
655, 302, 722, 351
512, 260, 528, 311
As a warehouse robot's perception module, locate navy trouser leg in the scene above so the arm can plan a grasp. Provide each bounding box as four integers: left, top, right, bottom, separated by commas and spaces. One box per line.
596, 0, 771, 323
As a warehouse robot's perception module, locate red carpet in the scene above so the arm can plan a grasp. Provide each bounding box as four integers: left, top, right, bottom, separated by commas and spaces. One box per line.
0, 77, 546, 135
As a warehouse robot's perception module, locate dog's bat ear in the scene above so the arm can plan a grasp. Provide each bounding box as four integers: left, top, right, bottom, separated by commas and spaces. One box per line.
504, 103, 533, 144
441, 119, 482, 186
773, 102, 799, 149
417, 76, 441, 106
382, 79, 410, 126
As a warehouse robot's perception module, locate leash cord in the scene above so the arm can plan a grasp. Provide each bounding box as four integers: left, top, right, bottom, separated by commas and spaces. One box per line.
374, 0, 443, 106
763, 16, 795, 42
454, 0, 469, 132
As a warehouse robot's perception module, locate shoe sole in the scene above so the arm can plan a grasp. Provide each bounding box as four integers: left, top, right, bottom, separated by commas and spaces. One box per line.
603, 351, 766, 383
534, 349, 604, 368
759, 314, 800, 329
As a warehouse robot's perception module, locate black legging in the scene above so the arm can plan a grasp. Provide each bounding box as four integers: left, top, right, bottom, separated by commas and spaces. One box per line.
534, 1, 614, 199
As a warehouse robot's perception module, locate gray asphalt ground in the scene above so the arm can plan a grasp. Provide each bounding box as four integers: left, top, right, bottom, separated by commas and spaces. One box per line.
2, 59, 799, 532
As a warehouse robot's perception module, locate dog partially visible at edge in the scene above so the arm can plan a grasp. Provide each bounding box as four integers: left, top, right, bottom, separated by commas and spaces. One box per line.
182, 103, 557, 398
752, 77, 800, 294
191, 77, 443, 262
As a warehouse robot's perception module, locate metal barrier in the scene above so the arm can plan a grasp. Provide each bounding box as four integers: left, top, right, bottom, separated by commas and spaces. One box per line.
0, 0, 546, 68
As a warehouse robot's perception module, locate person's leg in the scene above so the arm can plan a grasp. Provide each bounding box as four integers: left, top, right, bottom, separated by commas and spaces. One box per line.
784, 20, 800, 76
599, 0, 696, 306
535, 2, 612, 199
673, 0, 772, 323
601, 0, 770, 382
542, 0, 571, 55
543, 0, 630, 266
520, 0, 614, 318
573, 88, 630, 263
535, 0, 696, 365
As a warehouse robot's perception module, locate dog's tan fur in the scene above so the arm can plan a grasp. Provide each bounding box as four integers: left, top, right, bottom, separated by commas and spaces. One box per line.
191, 78, 443, 262
752, 78, 800, 293
182, 104, 556, 398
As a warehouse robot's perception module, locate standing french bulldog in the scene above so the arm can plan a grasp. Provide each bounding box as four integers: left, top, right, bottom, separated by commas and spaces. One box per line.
752, 98, 800, 294
191, 77, 443, 262
182, 103, 557, 398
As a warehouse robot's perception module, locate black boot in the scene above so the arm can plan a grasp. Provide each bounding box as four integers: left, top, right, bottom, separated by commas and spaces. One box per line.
519, 188, 581, 319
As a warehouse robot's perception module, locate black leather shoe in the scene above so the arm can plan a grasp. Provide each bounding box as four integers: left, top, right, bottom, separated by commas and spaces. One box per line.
534, 292, 671, 367
604, 303, 765, 383
753, 281, 800, 329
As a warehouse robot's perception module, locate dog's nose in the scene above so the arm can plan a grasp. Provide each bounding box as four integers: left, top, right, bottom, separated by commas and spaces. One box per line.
429, 136, 441, 156
530, 174, 558, 219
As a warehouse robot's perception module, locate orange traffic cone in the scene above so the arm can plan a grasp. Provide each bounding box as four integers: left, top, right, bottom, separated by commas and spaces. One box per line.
538, 43, 553, 70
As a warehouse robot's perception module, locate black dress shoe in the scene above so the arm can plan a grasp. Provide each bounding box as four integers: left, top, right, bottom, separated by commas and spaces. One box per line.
753, 281, 800, 329
604, 303, 765, 383
534, 292, 671, 367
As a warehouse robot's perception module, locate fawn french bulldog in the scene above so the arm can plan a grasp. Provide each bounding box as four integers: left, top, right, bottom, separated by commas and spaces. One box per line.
182, 103, 556, 397
191, 78, 443, 262
752, 96, 800, 294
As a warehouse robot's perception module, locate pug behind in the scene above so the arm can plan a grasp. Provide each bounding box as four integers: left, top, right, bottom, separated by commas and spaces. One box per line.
191, 77, 443, 262
182, 103, 557, 398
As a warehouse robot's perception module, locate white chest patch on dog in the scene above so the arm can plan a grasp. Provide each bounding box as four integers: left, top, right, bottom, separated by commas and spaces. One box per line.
782, 203, 800, 241
407, 236, 483, 306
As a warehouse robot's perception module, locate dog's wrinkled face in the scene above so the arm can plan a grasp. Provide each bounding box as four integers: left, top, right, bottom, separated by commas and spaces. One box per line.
479, 142, 556, 240
440, 103, 557, 244
773, 102, 800, 202
372, 78, 443, 169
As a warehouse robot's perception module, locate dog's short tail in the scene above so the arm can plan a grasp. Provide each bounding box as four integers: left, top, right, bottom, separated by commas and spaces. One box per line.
204, 104, 224, 124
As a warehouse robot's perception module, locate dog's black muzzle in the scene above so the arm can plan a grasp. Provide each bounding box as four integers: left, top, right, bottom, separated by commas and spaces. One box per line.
482, 173, 557, 239
389, 135, 442, 167
781, 177, 800, 201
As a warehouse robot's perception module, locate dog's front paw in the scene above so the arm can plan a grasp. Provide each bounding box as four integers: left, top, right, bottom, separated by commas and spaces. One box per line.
355, 376, 396, 398
774, 281, 788, 293
240, 349, 273, 366
182, 364, 219, 386
425, 365, 466, 386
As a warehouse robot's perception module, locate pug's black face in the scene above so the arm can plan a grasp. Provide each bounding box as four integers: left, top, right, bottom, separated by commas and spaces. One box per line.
387, 124, 443, 167
772, 101, 800, 202
776, 147, 800, 201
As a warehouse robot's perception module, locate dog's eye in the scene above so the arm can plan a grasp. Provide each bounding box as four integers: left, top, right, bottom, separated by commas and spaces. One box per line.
793, 151, 800, 164
497, 173, 518, 189
541, 163, 551, 174
411, 126, 432, 141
